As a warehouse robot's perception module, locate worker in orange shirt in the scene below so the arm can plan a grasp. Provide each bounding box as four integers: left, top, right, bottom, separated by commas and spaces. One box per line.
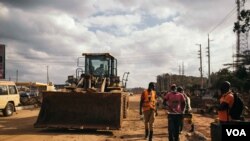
139, 82, 158, 141
217, 81, 234, 122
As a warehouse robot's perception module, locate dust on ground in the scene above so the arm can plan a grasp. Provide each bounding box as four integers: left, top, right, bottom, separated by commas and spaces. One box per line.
0, 94, 214, 141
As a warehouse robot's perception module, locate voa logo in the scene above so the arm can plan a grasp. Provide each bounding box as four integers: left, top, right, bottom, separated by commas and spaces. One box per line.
226, 129, 246, 136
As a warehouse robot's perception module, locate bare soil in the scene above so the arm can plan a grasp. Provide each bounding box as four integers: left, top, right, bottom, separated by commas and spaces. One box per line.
0, 94, 214, 141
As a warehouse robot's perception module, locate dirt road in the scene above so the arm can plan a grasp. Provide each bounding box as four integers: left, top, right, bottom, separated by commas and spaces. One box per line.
0, 94, 214, 141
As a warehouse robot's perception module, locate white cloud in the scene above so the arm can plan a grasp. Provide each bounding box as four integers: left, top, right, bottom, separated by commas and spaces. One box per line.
0, 0, 248, 88
0, 3, 9, 18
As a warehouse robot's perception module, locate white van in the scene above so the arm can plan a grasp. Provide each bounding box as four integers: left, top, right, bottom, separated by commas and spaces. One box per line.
0, 80, 20, 116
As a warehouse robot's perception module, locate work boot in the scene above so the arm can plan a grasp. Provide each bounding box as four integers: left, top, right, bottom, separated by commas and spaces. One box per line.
144, 129, 148, 139
149, 130, 153, 141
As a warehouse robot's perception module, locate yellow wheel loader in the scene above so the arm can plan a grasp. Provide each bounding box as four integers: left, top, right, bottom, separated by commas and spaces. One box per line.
34, 53, 129, 130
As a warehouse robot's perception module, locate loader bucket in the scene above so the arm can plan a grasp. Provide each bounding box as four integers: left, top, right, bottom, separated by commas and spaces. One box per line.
34, 91, 125, 130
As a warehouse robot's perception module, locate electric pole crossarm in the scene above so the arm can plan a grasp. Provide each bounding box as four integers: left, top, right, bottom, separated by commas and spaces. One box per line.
196, 44, 203, 89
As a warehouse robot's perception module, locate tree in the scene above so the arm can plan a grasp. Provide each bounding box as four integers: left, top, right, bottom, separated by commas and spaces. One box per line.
210, 68, 233, 89
234, 9, 250, 33
235, 66, 248, 79
238, 50, 250, 66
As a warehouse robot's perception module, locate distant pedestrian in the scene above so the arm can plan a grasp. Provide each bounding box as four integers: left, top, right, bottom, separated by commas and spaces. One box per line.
139, 82, 158, 141
177, 86, 193, 133
177, 86, 192, 114
164, 84, 186, 141
185, 93, 192, 114
217, 81, 234, 122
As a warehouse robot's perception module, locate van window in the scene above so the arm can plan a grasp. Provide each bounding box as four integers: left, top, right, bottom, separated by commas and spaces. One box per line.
0, 85, 8, 95
9, 85, 17, 94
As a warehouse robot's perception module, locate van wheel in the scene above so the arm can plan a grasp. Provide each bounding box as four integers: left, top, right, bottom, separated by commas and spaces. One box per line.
3, 103, 14, 116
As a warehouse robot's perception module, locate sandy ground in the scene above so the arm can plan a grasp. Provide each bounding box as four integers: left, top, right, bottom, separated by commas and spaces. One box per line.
0, 94, 215, 141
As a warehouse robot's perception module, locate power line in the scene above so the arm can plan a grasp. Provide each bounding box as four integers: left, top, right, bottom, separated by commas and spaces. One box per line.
6, 59, 76, 65
209, 6, 237, 34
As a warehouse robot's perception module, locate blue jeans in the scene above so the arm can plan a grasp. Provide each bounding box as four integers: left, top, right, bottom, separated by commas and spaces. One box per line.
168, 114, 183, 141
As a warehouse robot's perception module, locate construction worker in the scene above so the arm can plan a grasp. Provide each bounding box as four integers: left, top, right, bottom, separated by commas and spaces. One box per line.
94, 64, 104, 75
164, 84, 186, 141
217, 81, 234, 122
140, 82, 158, 141
177, 86, 193, 133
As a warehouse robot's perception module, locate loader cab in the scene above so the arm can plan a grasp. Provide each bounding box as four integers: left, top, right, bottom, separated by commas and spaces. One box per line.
83, 53, 117, 77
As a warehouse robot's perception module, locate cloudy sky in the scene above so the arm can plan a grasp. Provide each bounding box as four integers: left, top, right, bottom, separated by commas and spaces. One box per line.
0, 0, 249, 88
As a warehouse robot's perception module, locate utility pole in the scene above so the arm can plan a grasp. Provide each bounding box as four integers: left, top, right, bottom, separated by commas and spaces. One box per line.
179, 65, 181, 75
47, 65, 49, 84
182, 62, 184, 76
197, 44, 203, 89
207, 34, 212, 88
16, 70, 18, 82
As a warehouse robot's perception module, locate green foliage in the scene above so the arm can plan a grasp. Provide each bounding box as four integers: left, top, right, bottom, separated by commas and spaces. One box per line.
211, 68, 233, 89
235, 66, 248, 79
211, 67, 250, 92
234, 9, 250, 33
238, 50, 250, 66
243, 80, 250, 91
